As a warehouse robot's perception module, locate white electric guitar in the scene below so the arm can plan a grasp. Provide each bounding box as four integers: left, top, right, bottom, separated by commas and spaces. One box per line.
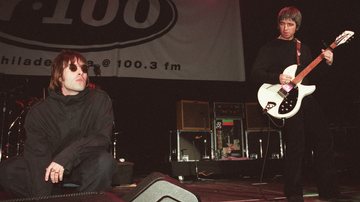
257, 30, 354, 119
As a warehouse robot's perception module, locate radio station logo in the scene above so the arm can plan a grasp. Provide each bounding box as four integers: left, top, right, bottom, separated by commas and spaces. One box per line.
0, 0, 177, 51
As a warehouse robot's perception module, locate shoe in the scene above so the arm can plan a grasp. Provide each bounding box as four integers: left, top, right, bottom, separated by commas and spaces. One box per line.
287, 195, 304, 202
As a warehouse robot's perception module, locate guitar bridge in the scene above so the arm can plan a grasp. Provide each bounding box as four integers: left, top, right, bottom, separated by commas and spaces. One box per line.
278, 88, 288, 98
277, 82, 295, 98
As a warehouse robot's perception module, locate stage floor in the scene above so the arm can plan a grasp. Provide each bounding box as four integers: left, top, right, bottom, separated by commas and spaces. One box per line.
1, 172, 359, 201
112, 174, 360, 202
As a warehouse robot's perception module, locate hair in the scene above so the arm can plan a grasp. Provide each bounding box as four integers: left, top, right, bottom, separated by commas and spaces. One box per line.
48, 50, 88, 91
277, 6, 302, 30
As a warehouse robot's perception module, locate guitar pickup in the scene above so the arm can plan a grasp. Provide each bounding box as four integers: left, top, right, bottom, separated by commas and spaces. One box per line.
278, 88, 289, 98
278, 82, 295, 98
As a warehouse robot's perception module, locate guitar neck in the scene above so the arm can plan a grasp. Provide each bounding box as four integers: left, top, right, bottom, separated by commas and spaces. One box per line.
292, 42, 337, 85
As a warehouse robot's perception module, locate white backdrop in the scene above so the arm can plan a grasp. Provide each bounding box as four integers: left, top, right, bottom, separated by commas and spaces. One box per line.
0, 0, 245, 81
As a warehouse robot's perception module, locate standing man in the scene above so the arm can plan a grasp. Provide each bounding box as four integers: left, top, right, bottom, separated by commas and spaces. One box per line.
0, 50, 117, 197
251, 6, 339, 202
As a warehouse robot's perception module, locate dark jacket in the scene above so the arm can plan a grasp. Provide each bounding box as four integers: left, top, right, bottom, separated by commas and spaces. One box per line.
23, 87, 114, 196
251, 38, 312, 85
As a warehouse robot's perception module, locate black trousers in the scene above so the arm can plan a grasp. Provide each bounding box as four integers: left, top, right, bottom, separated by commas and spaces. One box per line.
283, 96, 338, 198
0, 150, 117, 198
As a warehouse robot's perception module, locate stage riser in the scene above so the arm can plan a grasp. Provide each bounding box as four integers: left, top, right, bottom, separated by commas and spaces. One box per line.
170, 160, 284, 178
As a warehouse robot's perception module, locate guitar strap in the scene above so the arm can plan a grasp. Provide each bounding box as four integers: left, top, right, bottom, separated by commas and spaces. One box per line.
295, 38, 301, 66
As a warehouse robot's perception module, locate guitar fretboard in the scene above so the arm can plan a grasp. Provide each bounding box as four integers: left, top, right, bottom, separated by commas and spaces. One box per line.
292, 42, 337, 85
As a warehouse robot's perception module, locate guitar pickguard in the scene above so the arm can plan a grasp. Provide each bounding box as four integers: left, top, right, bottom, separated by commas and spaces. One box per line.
278, 87, 298, 115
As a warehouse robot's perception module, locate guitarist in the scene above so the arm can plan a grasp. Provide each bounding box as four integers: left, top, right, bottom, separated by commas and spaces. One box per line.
250, 6, 339, 202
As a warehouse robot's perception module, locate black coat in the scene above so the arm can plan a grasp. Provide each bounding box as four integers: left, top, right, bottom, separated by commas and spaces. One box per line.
251, 38, 312, 85
23, 87, 114, 196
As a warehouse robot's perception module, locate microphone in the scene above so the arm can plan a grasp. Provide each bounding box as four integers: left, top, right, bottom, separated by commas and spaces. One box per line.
93, 64, 101, 76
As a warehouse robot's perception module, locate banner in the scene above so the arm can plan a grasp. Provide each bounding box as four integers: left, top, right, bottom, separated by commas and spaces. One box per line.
0, 0, 245, 82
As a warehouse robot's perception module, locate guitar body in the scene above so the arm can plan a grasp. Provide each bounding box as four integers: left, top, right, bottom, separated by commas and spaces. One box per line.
257, 64, 316, 119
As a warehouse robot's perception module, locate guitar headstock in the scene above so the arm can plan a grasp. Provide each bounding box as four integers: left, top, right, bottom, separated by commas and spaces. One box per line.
335, 30, 355, 46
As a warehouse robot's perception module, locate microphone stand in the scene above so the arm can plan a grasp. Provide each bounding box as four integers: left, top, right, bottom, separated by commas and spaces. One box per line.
0, 93, 7, 162
5, 109, 26, 159
192, 135, 213, 182
252, 118, 273, 186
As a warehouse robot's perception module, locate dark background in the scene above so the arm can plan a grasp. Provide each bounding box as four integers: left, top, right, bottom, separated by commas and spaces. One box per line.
1, 0, 360, 176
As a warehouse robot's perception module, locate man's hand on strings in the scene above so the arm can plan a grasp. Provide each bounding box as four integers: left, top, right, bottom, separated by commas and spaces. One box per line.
279, 74, 293, 85
322, 49, 333, 66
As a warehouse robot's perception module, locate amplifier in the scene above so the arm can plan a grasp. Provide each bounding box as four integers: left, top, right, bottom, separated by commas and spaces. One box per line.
176, 100, 210, 131
214, 102, 243, 118
245, 102, 272, 130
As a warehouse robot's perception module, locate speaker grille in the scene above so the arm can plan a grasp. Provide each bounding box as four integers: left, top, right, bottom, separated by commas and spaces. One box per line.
176, 100, 210, 131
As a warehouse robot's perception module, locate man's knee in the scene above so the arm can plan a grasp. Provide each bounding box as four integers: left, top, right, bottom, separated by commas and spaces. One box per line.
0, 157, 31, 197
92, 152, 117, 174
0, 157, 25, 181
